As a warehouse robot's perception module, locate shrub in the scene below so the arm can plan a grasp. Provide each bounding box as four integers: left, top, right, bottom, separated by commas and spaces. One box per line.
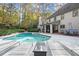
28, 28, 39, 32
0, 28, 25, 36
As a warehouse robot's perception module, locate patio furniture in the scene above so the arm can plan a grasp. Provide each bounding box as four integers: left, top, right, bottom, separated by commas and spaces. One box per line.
64, 29, 78, 36
33, 42, 47, 56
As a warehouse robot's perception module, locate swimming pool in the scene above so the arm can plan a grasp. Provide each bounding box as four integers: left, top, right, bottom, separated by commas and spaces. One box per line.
3, 33, 50, 42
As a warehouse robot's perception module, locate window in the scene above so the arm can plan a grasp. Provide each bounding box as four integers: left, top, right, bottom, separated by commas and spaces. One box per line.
72, 9, 78, 17
60, 25, 65, 28
61, 14, 64, 20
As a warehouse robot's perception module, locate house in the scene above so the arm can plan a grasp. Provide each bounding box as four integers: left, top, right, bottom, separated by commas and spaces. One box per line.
40, 3, 79, 35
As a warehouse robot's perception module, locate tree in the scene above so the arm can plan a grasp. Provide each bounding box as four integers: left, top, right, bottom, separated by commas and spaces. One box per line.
15, 3, 53, 30
0, 3, 19, 28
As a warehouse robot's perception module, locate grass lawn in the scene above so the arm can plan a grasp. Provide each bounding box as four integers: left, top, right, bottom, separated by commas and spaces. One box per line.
0, 28, 25, 36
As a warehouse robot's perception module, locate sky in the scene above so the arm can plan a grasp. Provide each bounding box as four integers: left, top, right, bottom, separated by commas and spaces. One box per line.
15, 3, 20, 10
47, 4, 56, 12
15, 3, 56, 13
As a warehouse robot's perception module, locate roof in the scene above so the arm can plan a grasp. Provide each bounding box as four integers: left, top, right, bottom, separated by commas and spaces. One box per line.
47, 3, 79, 19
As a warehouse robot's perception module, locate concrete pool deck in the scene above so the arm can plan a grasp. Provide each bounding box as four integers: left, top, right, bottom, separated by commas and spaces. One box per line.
3, 42, 36, 56
42, 33, 79, 56
0, 32, 79, 56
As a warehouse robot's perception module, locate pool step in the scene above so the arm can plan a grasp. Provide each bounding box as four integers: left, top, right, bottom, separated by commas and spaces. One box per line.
48, 41, 71, 56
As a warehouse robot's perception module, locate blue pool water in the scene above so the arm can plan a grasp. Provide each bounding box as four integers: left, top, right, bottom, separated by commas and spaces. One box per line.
3, 33, 50, 42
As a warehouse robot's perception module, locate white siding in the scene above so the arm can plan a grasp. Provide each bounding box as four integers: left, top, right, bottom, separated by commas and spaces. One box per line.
46, 19, 50, 23
60, 9, 79, 30
56, 9, 79, 34
56, 15, 61, 21
41, 7, 79, 34
50, 18, 54, 22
